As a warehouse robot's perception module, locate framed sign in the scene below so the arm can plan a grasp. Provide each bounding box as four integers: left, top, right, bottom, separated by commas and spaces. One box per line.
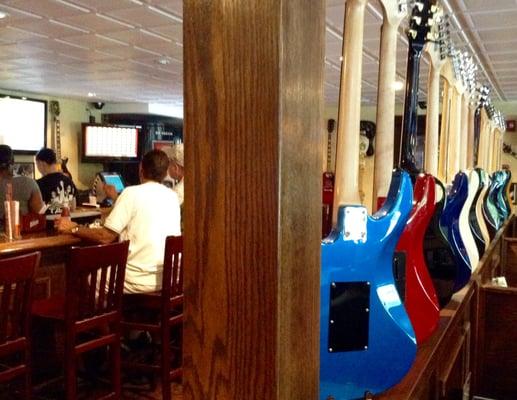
152, 140, 175, 151
13, 162, 35, 179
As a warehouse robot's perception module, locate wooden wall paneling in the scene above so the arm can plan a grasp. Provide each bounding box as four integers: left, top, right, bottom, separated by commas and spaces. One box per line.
183, 1, 324, 399
478, 286, 517, 399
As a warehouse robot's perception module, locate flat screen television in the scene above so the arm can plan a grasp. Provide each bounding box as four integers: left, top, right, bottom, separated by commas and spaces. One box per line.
82, 123, 139, 162
0, 95, 46, 153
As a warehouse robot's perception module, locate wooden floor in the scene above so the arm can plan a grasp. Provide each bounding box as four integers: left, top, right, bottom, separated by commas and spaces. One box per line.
0, 381, 184, 399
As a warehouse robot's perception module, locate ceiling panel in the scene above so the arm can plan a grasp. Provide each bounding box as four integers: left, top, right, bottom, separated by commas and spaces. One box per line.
0, 0, 514, 107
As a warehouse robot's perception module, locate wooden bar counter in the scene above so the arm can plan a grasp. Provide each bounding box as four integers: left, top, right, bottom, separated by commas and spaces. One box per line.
0, 231, 80, 256
0, 206, 108, 298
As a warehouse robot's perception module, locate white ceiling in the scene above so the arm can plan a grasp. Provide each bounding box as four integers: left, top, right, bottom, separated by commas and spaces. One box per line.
0, 0, 514, 107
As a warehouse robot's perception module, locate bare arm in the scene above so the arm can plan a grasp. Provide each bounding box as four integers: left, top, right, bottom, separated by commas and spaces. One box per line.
55, 218, 119, 244
29, 190, 44, 214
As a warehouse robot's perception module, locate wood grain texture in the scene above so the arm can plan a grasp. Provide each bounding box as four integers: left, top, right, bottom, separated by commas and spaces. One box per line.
467, 105, 476, 169
460, 94, 469, 171
183, 1, 324, 399
424, 61, 440, 176
372, 4, 404, 206
478, 286, 517, 399
0, 232, 80, 255
333, 0, 367, 214
438, 81, 451, 182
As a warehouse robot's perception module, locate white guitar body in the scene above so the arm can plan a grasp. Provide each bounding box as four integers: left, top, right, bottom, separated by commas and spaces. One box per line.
459, 169, 480, 270
475, 169, 491, 249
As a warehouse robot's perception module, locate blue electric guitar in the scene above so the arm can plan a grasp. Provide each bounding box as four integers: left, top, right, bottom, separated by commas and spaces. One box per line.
320, 0, 416, 398
439, 48, 472, 292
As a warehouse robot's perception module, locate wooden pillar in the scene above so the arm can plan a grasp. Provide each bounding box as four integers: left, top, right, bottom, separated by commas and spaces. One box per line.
183, 1, 324, 399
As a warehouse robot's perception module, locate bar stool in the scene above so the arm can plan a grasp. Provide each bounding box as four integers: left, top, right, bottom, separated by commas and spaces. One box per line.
121, 235, 183, 400
32, 241, 129, 400
0, 251, 40, 399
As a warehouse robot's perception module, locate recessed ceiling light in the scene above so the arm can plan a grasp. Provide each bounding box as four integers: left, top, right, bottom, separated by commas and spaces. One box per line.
157, 58, 171, 65
0, 11, 8, 19
393, 80, 405, 91
88, 92, 96, 97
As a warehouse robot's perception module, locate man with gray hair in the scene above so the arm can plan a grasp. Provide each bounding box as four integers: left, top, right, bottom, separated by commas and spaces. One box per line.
162, 143, 184, 205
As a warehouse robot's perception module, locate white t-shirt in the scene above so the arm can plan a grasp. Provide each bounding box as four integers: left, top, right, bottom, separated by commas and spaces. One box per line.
104, 181, 181, 293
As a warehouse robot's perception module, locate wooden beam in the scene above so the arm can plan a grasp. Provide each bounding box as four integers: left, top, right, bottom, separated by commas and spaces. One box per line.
183, 1, 324, 399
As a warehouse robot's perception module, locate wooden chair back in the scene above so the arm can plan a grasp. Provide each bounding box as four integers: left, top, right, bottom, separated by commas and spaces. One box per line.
65, 241, 129, 333
162, 235, 183, 307
0, 251, 40, 394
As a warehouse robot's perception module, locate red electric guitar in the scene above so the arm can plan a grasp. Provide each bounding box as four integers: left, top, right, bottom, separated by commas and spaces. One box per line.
394, 0, 440, 344
322, 119, 335, 238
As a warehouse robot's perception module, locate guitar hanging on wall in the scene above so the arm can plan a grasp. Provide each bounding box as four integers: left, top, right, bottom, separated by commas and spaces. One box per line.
421, 8, 458, 309
393, 0, 440, 344
320, 0, 416, 398
49, 100, 72, 180
322, 119, 336, 238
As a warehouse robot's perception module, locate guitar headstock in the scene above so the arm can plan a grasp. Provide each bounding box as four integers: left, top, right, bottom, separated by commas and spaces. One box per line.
379, 0, 408, 25
407, 0, 438, 50
474, 85, 490, 110
49, 100, 60, 117
462, 53, 478, 101
424, 7, 449, 71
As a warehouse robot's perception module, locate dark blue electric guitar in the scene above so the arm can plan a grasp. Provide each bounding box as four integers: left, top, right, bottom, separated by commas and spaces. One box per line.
438, 48, 473, 292
320, 0, 417, 398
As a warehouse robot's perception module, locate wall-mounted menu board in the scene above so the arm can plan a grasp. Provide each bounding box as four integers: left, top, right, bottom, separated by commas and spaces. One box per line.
82, 123, 139, 162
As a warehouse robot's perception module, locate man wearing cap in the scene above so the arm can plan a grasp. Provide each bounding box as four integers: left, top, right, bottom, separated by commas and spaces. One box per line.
0, 144, 44, 220
162, 143, 184, 205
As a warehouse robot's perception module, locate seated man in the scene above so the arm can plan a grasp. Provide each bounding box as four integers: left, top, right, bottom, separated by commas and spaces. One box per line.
0, 144, 44, 221
55, 149, 181, 293
162, 143, 184, 205
35, 147, 76, 214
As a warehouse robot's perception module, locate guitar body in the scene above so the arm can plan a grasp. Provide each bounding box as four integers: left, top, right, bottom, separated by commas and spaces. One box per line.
440, 172, 471, 291
502, 170, 512, 217
485, 176, 502, 232
469, 169, 489, 256
61, 157, 72, 180
495, 170, 511, 220
459, 170, 480, 271
474, 169, 492, 248
320, 170, 416, 399
423, 179, 457, 308
396, 173, 439, 343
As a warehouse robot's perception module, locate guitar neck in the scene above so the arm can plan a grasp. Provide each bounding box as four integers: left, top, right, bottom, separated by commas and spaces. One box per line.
438, 81, 451, 182
54, 116, 62, 160
466, 103, 476, 169
326, 130, 332, 172
399, 44, 423, 174
472, 107, 481, 167
446, 86, 462, 181
459, 93, 470, 170
424, 61, 441, 176
479, 107, 489, 170
333, 0, 367, 214
373, 13, 403, 203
